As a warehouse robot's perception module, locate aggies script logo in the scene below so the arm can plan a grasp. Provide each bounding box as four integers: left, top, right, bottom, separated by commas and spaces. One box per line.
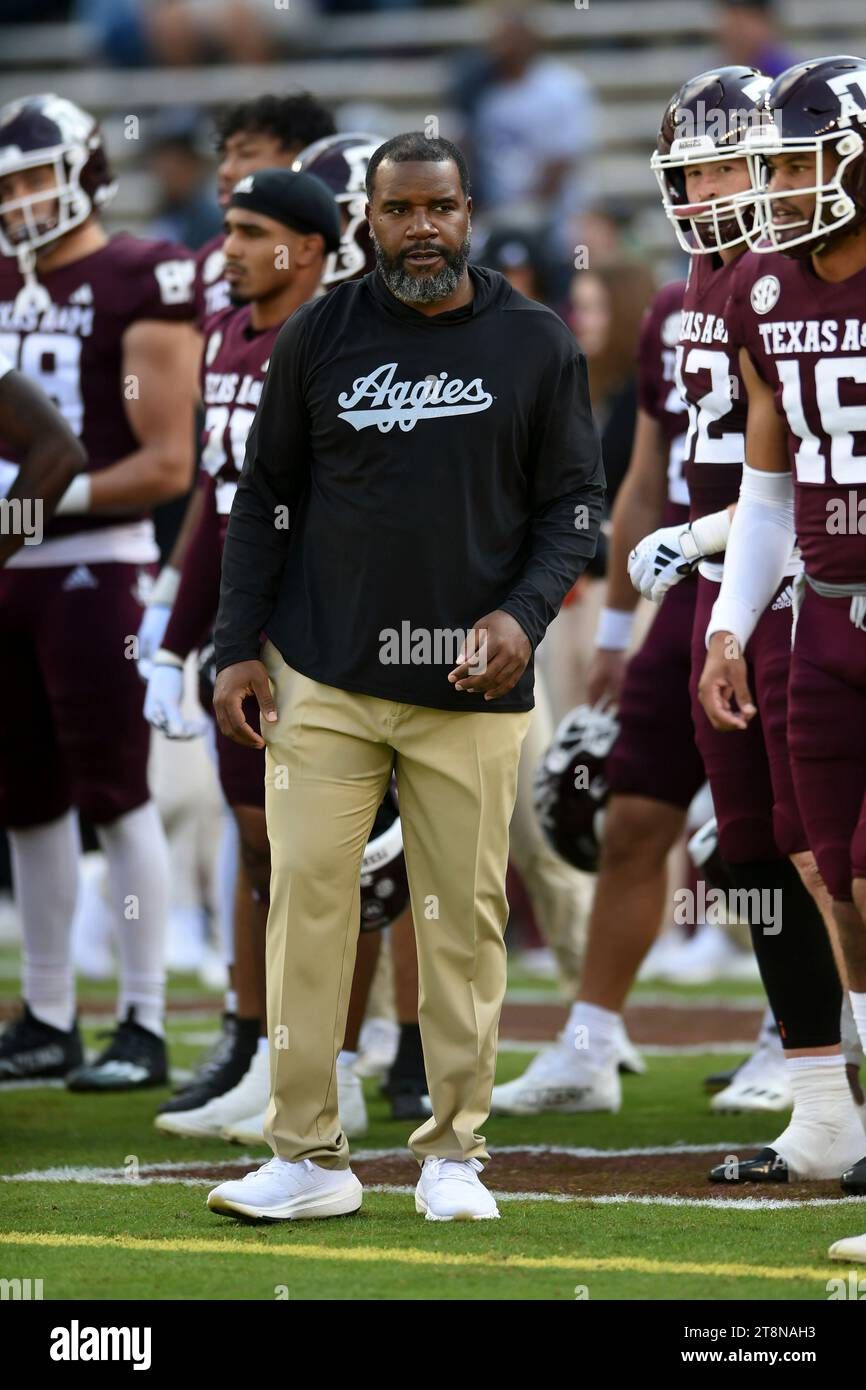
337, 363, 494, 433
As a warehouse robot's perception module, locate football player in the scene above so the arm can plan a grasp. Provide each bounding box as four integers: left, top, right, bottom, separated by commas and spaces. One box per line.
633, 67, 861, 1186
693, 57, 866, 1238
0, 95, 199, 1088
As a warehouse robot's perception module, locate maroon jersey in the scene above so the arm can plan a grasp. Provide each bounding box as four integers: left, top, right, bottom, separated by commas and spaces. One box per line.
161, 302, 281, 660
195, 234, 230, 326
638, 279, 688, 526
676, 253, 747, 543
0, 234, 195, 563
728, 251, 866, 586
200, 303, 281, 546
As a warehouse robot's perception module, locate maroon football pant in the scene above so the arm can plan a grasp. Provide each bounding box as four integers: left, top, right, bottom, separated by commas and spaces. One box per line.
689, 574, 807, 863
607, 575, 705, 809
789, 587, 866, 902
0, 563, 152, 829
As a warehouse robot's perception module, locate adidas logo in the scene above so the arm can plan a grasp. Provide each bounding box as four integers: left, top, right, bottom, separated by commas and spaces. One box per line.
62, 564, 99, 592
772, 584, 794, 611
68, 283, 93, 305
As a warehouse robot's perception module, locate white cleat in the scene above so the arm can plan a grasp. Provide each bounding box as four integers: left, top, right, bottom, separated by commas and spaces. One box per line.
155, 1047, 269, 1138
207, 1155, 362, 1221
337, 1055, 368, 1137
828, 1233, 866, 1263
222, 1108, 265, 1145
490, 1036, 621, 1116
415, 1156, 499, 1222
659, 922, 760, 985
221, 1057, 368, 1144
711, 1036, 792, 1114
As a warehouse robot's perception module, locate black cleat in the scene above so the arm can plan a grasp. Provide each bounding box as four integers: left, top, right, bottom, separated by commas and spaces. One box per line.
0, 1003, 83, 1082
66, 1007, 168, 1092
708, 1146, 789, 1184
157, 1013, 259, 1114
840, 1155, 866, 1195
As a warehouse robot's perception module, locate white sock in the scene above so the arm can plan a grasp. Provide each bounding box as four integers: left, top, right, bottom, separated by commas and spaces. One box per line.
568, 1000, 620, 1063
10, 810, 80, 1031
841, 994, 865, 1068
849, 991, 866, 1057
95, 802, 169, 1038
225, 989, 238, 1016
773, 1057, 864, 1178
338, 1049, 358, 1068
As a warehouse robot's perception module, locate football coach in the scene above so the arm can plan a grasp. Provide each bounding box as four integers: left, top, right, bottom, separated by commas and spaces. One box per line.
207, 132, 604, 1224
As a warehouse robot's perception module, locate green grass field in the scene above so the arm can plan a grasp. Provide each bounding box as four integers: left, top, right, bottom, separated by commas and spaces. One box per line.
1, 951, 863, 1302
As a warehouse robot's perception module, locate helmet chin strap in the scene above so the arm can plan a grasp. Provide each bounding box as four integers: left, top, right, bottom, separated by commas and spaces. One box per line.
13, 244, 53, 316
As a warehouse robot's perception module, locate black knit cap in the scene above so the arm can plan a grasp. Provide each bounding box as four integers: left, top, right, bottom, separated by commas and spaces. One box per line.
228, 167, 341, 251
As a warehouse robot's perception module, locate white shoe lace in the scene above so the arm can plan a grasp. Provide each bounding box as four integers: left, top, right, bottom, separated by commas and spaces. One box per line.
426, 1157, 483, 1183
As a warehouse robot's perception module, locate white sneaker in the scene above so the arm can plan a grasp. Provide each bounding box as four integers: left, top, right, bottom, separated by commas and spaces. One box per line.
829, 1232, 866, 1263
660, 923, 760, 985
490, 1035, 621, 1115
221, 1057, 368, 1144
415, 1156, 499, 1222
155, 1047, 269, 1138
337, 1055, 368, 1137
354, 1017, 399, 1080
207, 1155, 362, 1221
711, 1035, 793, 1114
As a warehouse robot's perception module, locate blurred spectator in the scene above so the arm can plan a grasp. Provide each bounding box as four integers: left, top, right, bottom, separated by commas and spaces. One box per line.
569, 261, 655, 507
716, 0, 797, 78
474, 224, 554, 305
144, 109, 222, 250
75, 0, 313, 68
458, 12, 596, 229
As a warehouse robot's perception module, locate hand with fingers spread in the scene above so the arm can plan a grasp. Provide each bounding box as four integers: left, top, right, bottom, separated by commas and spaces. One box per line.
698, 631, 757, 732
213, 659, 278, 748
447, 610, 531, 702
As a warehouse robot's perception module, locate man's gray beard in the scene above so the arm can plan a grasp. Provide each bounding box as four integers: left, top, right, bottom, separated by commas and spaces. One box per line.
374, 234, 471, 305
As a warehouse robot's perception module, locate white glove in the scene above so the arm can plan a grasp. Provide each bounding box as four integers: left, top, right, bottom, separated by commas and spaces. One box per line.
137, 605, 173, 681
628, 523, 701, 602
628, 509, 731, 604
144, 659, 208, 740
136, 567, 180, 681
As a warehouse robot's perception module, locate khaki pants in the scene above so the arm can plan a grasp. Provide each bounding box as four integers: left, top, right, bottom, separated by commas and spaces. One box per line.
260, 642, 531, 1169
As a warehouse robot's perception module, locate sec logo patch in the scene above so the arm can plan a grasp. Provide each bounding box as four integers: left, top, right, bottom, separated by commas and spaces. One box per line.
751, 275, 781, 314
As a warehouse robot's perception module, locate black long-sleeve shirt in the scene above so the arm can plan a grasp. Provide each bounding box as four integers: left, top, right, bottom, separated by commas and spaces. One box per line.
215, 265, 605, 713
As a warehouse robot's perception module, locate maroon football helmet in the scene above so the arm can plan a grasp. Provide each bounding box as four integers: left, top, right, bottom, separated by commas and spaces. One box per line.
0, 93, 116, 259
741, 55, 866, 256
292, 132, 382, 286
360, 783, 409, 932
651, 66, 770, 254
533, 703, 621, 874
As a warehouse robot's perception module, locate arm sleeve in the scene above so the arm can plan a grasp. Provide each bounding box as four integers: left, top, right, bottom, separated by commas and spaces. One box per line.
705, 464, 795, 650
499, 346, 606, 650
213, 310, 313, 673
162, 474, 222, 660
